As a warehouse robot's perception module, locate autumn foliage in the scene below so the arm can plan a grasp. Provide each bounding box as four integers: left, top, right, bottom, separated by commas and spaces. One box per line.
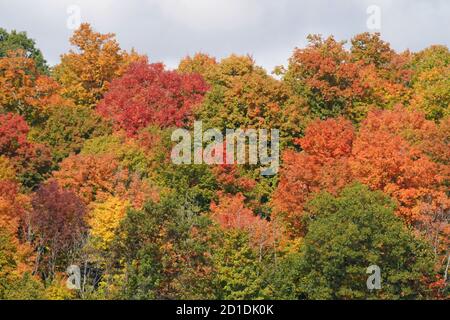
273, 108, 448, 232
0, 24, 448, 299
96, 59, 209, 136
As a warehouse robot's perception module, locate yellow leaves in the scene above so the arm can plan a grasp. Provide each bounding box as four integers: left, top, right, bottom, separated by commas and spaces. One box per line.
410, 66, 450, 120
44, 274, 75, 300
0, 156, 16, 181
178, 53, 217, 80
88, 196, 129, 251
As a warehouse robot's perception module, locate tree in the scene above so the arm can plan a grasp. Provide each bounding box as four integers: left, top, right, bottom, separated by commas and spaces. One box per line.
408, 45, 450, 121
81, 133, 151, 177
350, 32, 396, 68
32, 104, 112, 162
155, 159, 218, 213
273, 109, 449, 236
29, 181, 87, 279
114, 195, 217, 299
410, 45, 450, 82
350, 32, 412, 84
0, 28, 48, 74
272, 117, 355, 235
351, 108, 448, 224
88, 196, 129, 252
410, 66, 449, 121
0, 180, 34, 282
0, 113, 52, 188
210, 192, 277, 258
53, 23, 140, 108
0, 226, 26, 298
180, 54, 305, 218
284, 184, 437, 299
0, 180, 29, 236
0, 51, 67, 124
178, 53, 217, 81
52, 154, 125, 204
284, 34, 408, 122
97, 58, 209, 136
188, 54, 306, 145
211, 229, 267, 300
53, 153, 156, 208
0, 156, 16, 181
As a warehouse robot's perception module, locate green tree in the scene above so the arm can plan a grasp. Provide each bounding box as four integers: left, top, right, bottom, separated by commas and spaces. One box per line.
112, 195, 216, 299
31, 105, 112, 163
274, 184, 437, 299
212, 229, 267, 300
81, 134, 150, 177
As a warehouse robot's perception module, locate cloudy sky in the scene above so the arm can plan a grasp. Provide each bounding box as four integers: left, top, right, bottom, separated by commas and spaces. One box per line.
0, 0, 449, 71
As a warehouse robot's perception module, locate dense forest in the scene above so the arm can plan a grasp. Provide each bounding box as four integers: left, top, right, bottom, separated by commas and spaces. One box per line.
0, 24, 448, 300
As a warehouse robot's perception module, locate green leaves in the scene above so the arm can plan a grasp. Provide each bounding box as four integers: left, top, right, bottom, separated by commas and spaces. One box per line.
277, 184, 436, 300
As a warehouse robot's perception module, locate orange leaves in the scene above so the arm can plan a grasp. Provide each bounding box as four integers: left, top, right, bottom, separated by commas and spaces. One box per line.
273, 151, 353, 234
52, 154, 124, 204
351, 128, 443, 223
52, 153, 157, 208
273, 108, 449, 237
54, 23, 139, 108
0, 180, 29, 234
296, 117, 354, 160
273, 118, 355, 233
0, 180, 34, 274
0, 51, 66, 122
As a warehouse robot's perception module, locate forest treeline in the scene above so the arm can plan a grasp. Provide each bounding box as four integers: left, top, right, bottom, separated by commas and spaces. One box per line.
0, 24, 448, 299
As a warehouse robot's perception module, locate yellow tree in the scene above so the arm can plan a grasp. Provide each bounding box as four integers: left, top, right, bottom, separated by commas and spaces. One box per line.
54, 23, 141, 108
88, 196, 129, 252
409, 45, 450, 121
410, 66, 450, 121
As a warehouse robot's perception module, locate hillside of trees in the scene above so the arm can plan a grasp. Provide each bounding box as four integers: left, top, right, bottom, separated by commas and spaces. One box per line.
0, 24, 448, 300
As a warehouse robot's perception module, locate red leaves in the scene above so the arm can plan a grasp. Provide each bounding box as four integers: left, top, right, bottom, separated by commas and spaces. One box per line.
96, 59, 209, 136
286, 34, 410, 120
0, 113, 29, 156
0, 113, 52, 187
29, 181, 87, 275
30, 181, 87, 244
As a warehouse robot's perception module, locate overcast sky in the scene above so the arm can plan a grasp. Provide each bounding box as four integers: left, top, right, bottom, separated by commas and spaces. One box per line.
0, 0, 449, 71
